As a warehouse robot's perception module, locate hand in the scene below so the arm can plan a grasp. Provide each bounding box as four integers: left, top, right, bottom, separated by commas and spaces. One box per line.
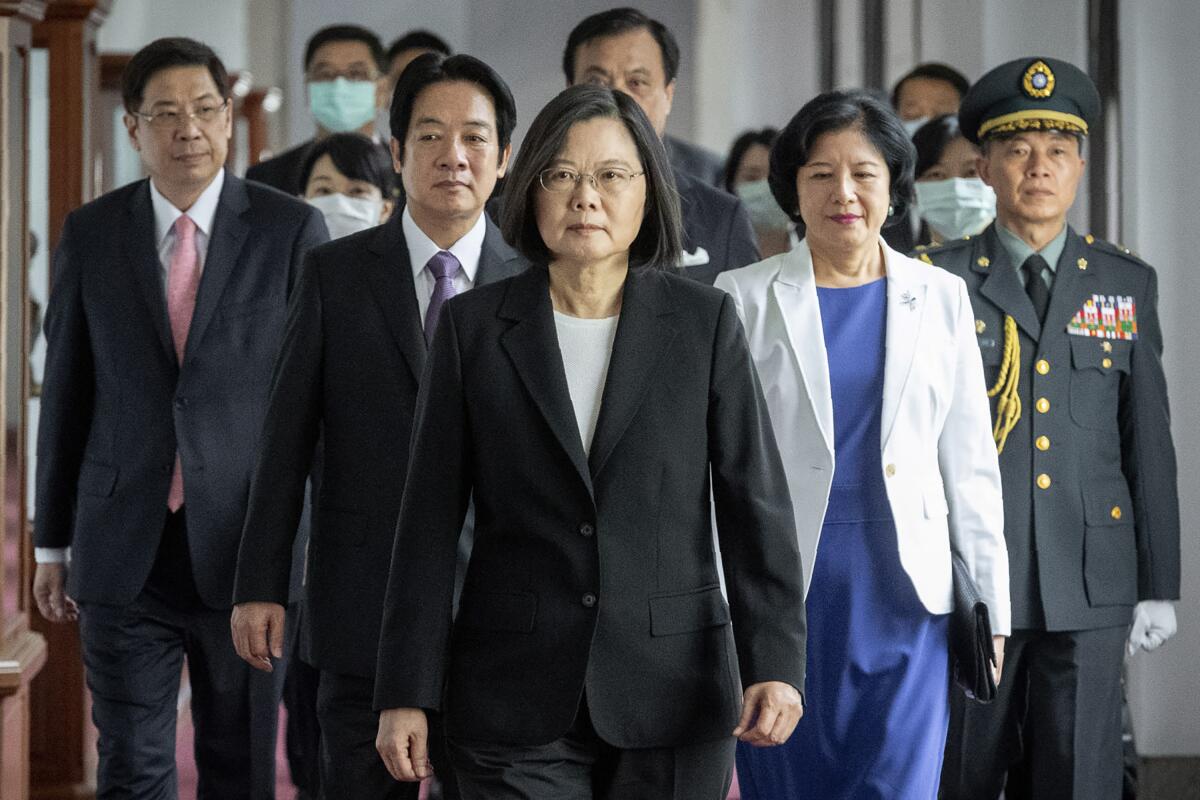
377, 707, 433, 782
230, 601, 286, 672
33, 563, 78, 623
733, 680, 804, 747
1128, 600, 1177, 655
992, 635, 1006, 685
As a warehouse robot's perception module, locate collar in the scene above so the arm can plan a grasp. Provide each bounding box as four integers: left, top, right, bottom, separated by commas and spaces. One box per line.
402, 205, 485, 282
996, 221, 1068, 273
150, 168, 225, 246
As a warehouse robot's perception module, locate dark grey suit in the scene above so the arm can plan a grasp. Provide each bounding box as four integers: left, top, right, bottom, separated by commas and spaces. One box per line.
233, 213, 526, 797
674, 169, 760, 285
245, 139, 313, 196
924, 225, 1180, 800
36, 174, 327, 798
664, 133, 724, 186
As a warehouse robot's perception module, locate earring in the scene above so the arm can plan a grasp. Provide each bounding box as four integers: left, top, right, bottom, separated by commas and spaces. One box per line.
888, 204, 895, 216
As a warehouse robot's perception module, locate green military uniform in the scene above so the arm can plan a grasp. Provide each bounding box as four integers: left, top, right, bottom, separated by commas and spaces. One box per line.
925, 57, 1181, 800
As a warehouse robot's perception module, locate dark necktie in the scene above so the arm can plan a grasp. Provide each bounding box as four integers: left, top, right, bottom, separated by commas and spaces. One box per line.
423, 250, 462, 344
1021, 253, 1051, 325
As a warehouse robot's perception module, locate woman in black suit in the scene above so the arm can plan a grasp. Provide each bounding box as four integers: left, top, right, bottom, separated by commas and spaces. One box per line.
373, 84, 806, 800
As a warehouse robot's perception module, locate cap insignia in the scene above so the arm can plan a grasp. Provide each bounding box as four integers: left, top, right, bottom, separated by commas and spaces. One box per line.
1023, 60, 1056, 99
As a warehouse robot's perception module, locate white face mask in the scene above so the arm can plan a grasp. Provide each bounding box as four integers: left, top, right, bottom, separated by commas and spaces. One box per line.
914, 177, 996, 242
307, 193, 383, 239
902, 116, 931, 139
735, 179, 793, 232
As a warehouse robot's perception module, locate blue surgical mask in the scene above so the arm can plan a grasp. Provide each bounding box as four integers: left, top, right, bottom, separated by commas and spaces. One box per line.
902, 116, 931, 139
735, 179, 792, 232
309, 78, 377, 133
914, 177, 996, 242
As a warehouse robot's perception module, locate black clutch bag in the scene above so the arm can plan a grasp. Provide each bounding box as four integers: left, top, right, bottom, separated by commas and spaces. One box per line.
950, 552, 997, 703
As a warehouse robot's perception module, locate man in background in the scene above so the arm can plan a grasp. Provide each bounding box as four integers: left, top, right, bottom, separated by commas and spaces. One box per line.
247, 24, 389, 195
564, 6, 760, 284
386, 29, 453, 91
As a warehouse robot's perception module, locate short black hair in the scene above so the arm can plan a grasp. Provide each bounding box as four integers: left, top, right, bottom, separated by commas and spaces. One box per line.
723, 127, 778, 194
304, 24, 386, 74
562, 7, 680, 85
298, 132, 396, 197
389, 53, 517, 167
890, 62, 970, 110
122, 37, 230, 114
500, 84, 681, 270
769, 89, 916, 227
387, 30, 452, 63
912, 114, 965, 178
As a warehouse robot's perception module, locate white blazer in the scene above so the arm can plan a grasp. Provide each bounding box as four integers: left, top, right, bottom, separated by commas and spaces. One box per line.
715, 239, 1011, 635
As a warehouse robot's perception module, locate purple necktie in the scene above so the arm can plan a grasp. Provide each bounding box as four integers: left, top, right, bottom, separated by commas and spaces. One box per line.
424, 250, 462, 343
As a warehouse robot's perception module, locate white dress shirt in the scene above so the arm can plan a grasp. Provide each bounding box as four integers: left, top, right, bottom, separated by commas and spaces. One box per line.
35, 170, 226, 565
402, 206, 484, 323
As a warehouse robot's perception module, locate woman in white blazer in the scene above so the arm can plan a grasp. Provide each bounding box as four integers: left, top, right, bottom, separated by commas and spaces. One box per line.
715, 91, 1010, 800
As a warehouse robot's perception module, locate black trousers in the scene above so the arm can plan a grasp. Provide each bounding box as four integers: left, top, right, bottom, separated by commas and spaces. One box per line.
940, 625, 1127, 800
316, 670, 465, 799
283, 604, 322, 798
447, 696, 735, 800
78, 509, 280, 800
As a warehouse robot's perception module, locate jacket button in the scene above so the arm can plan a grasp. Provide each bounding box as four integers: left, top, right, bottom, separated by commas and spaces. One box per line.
884, 463, 896, 477
1111, 506, 1122, 520
1102, 357, 1113, 369
1036, 473, 1052, 490
578, 522, 594, 537
1036, 435, 1050, 451
1036, 397, 1050, 413
581, 593, 597, 608
1035, 359, 1050, 375
174, 397, 188, 409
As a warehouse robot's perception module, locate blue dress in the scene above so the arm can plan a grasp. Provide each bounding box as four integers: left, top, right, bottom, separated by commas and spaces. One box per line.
737, 278, 950, 800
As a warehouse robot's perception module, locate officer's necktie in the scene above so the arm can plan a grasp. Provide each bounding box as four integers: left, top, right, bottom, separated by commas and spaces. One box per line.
166, 215, 201, 511
424, 250, 462, 344
1021, 253, 1051, 325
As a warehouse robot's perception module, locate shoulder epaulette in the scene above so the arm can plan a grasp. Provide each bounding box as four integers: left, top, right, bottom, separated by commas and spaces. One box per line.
916, 235, 974, 265
1085, 234, 1153, 270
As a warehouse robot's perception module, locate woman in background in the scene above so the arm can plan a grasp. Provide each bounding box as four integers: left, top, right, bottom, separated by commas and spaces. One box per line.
299, 132, 396, 239
724, 128, 792, 257
911, 115, 995, 246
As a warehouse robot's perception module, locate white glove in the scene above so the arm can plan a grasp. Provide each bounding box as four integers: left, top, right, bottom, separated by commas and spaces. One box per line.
1127, 600, 1177, 655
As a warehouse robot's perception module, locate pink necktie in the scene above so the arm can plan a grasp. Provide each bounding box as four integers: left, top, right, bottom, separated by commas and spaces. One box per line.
166, 215, 201, 511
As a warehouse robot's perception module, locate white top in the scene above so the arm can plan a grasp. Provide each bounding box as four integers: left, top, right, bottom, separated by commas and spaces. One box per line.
35, 169, 228, 566
150, 168, 225, 286
403, 206, 484, 322
554, 311, 620, 455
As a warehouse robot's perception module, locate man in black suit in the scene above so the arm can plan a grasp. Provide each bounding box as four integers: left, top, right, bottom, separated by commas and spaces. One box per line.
246, 25, 389, 195
231, 53, 526, 799
31, 38, 327, 798
564, 7, 760, 284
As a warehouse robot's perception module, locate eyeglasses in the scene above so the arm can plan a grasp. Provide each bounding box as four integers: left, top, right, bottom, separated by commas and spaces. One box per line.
131, 100, 230, 129
538, 167, 645, 196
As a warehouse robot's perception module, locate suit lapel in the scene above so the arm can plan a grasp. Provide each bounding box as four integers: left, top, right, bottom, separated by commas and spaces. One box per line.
477, 217, 525, 286
498, 268, 593, 495
1040, 226, 1093, 343
976, 225, 1041, 339
588, 269, 677, 479
365, 217, 426, 382
186, 176, 250, 360
126, 182, 176, 363
771, 242, 834, 456
880, 249, 928, 449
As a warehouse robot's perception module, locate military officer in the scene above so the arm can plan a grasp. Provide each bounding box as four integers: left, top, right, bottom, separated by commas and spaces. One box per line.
924, 57, 1180, 800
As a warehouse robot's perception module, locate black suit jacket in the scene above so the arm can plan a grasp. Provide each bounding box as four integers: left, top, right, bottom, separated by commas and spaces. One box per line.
373, 265, 805, 749
233, 214, 528, 678
35, 175, 328, 608
246, 140, 314, 196
675, 169, 761, 285
925, 225, 1180, 631
664, 133, 724, 187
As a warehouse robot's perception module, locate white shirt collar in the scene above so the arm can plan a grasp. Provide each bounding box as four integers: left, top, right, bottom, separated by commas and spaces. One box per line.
150, 168, 226, 246
402, 205, 485, 282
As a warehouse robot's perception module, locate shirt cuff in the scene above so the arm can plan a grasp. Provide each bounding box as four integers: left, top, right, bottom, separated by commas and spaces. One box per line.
34, 547, 70, 564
